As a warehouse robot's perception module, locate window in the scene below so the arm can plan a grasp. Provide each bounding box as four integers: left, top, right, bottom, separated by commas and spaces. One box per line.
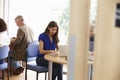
7, 0, 70, 45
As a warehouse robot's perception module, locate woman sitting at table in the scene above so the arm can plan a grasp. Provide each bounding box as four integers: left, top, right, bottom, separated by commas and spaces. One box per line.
36, 21, 63, 80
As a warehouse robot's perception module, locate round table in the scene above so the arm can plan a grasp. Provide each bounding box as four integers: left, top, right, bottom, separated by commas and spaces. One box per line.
44, 54, 67, 80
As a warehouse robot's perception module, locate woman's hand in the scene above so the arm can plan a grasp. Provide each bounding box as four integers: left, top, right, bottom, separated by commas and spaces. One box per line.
49, 50, 55, 53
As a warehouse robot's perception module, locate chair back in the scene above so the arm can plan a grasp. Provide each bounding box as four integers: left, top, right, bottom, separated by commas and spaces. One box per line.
26, 41, 39, 57
0, 46, 10, 60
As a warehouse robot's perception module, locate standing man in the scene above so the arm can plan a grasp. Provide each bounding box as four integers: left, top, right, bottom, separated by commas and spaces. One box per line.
10, 15, 35, 75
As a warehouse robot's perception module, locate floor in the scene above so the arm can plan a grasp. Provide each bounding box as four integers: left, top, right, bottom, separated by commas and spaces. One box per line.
9, 70, 67, 80
1, 65, 67, 80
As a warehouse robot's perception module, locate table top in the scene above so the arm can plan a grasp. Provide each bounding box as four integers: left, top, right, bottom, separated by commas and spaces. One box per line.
44, 54, 67, 64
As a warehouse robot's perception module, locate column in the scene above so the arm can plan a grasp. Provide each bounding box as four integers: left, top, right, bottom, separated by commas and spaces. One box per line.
93, 0, 120, 80
68, 0, 90, 80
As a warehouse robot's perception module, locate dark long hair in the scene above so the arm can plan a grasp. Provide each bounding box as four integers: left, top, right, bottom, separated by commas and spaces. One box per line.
0, 18, 7, 32
44, 21, 59, 44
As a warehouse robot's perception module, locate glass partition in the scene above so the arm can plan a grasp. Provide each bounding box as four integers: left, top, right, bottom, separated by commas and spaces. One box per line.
88, 0, 97, 80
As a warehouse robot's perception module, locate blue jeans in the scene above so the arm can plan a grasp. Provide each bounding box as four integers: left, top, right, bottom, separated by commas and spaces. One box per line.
36, 57, 63, 80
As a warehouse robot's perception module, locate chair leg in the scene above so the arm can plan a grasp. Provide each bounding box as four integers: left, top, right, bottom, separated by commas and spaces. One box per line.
25, 62, 27, 80
7, 68, 9, 80
45, 72, 47, 80
9, 57, 12, 76
7, 57, 10, 79
36, 72, 38, 80
2, 70, 4, 80
25, 69, 27, 80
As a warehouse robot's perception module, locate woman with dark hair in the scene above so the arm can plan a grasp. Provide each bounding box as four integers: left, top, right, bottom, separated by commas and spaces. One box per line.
0, 18, 10, 64
0, 18, 7, 32
36, 21, 63, 80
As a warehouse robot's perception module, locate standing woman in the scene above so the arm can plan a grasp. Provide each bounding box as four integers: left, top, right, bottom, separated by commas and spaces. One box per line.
0, 18, 10, 64
36, 21, 63, 80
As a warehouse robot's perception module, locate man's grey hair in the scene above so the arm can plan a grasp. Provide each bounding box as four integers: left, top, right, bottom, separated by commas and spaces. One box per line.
15, 15, 24, 21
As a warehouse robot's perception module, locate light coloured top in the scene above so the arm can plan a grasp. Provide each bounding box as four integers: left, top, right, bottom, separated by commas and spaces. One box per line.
0, 31, 10, 47
20, 24, 35, 42
44, 54, 67, 64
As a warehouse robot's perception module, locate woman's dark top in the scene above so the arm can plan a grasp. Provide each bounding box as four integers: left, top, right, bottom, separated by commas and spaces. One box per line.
37, 33, 56, 57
